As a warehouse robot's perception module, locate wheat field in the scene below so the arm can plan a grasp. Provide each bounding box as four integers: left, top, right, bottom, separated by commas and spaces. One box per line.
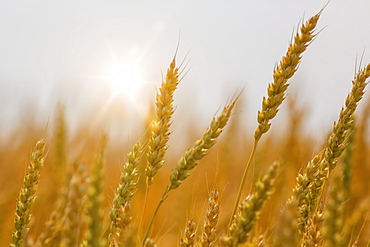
1, 9, 370, 247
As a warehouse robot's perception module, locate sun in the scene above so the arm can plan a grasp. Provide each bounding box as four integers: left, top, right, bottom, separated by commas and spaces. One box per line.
103, 59, 146, 101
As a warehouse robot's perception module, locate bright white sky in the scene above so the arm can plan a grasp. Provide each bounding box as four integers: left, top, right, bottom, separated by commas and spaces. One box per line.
1, 0, 370, 142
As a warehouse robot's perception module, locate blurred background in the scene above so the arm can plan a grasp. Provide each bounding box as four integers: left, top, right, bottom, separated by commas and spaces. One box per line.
1, 0, 370, 144
1, 1, 370, 245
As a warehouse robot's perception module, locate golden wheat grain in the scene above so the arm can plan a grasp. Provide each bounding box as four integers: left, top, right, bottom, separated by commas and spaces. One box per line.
85, 136, 106, 247
169, 100, 236, 190
299, 208, 324, 247
323, 63, 370, 171
293, 151, 324, 233
146, 56, 180, 187
201, 189, 220, 247
254, 11, 321, 142
115, 202, 135, 246
294, 63, 370, 235
231, 11, 322, 227
144, 238, 156, 247
229, 162, 279, 246
108, 142, 142, 246
113, 223, 137, 247
254, 234, 268, 247
11, 139, 46, 247
180, 218, 197, 247
139, 56, 181, 239
341, 121, 355, 198
142, 100, 236, 245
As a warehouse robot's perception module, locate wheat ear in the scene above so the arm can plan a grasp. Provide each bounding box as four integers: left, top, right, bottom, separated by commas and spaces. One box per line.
139, 56, 180, 238
11, 139, 46, 247
86, 136, 106, 247
144, 238, 156, 247
341, 122, 355, 198
142, 100, 236, 246
108, 142, 142, 246
146, 56, 180, 187
230, 11, 321, 228
228, 162, 279, 246
180, 219, 197, 247
115, 202, 135, 246
299, 208, 324, 247
320, 63, 370, 172
254, 11, 321, 141
293, 63, 370, 234
201, 189, 220, 247
169, 100, 236, 190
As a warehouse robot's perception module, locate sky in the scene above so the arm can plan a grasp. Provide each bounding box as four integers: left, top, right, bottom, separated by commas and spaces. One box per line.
1, 0, 370, 143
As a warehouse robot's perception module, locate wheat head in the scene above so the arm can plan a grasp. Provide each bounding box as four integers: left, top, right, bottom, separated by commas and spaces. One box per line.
109, 142, 142, 246
11, 139, 46, 247
228, 162, 279, 246
201, 188, 220, 247
146, 56, 180, 187
169, 100, 236, 190
254, 12, 321, 141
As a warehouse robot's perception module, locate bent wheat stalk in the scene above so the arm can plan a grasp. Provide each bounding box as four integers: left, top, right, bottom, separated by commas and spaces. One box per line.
142, 100, 237, 246
139, 56, 181, 239
294, 63, 370, 235
230, 11, 322, 229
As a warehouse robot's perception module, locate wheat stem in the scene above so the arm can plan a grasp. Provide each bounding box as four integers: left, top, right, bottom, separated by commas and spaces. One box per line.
230, 12, 321, 229
141, 187, 170, 246
228, 140, 258, 230
142, 100, 236, 245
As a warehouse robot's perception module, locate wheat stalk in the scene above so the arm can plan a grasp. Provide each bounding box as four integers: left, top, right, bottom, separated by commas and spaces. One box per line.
294, 63, 370, 235
142, 100, 236, 245
230, 11, 322, 228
